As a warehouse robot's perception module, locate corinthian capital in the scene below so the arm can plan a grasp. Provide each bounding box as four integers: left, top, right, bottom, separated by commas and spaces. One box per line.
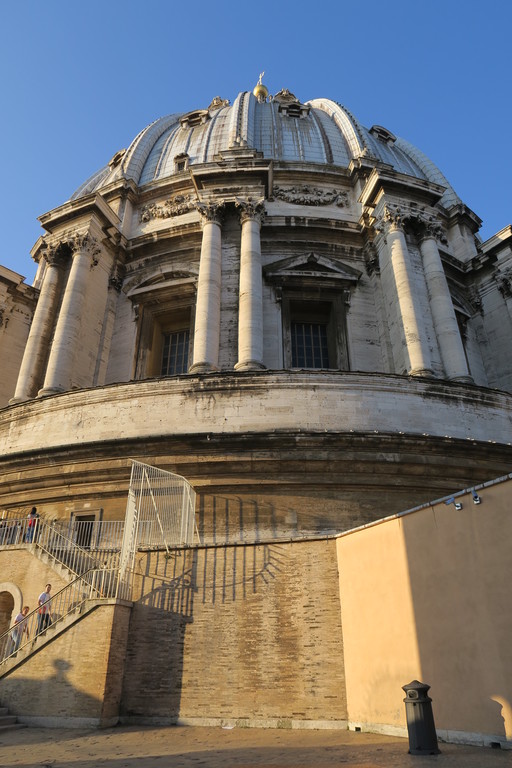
194, 200, 225, 227
42, 240, 69, 269
235, 197, 266, 225
417, 214, 447, 245
69, 232, 101, 259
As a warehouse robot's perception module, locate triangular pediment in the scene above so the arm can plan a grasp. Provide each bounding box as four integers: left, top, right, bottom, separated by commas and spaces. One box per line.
264, 253, 361, 283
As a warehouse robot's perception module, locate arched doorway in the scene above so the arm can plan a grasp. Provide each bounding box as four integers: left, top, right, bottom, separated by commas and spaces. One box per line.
0, 590, 15, 656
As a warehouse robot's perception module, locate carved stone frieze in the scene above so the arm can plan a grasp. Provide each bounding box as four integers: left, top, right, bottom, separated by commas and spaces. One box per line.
194, 200, 226, 226
140, 194, 196, 222
273, 185, 349, 208
235, 197, 266, 225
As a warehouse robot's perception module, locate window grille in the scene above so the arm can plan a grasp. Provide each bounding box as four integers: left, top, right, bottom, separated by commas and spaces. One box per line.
161, 330, 189, 375
291, 322, 329, 368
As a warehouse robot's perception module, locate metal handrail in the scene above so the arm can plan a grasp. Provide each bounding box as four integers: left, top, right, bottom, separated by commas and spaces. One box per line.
0, 568, 125, 667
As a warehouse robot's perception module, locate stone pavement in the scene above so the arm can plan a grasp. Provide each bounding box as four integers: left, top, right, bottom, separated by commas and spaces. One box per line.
0, 725, 509, 768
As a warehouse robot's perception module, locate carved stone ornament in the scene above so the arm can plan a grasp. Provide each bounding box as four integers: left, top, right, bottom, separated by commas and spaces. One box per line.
417, 213, 448, 245
70, 233, 101, 259
208, 96, 230, 112
468, 287, 483, 314
495, 269, 512, 299
273, 185, 349, 208
140, 194, 196, 222
363, 243, 380, 276
42, 240, 69, 268
109, 262, 126, 293
194, 200, 226, 226
235, 197, 266, 224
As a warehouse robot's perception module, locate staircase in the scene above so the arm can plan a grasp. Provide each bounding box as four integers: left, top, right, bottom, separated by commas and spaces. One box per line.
0, 705, 26, 732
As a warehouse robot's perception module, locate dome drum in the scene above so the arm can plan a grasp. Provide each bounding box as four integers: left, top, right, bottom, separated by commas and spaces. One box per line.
2, 86, 512, 538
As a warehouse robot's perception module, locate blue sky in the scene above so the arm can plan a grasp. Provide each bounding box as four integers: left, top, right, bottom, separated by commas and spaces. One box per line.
1, 1, 510, 282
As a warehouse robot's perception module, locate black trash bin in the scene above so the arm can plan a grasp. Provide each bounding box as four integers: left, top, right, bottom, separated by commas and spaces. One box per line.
402, 680, 440, 755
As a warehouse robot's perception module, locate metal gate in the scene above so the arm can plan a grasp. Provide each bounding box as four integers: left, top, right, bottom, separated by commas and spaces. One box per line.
119, 461, 197, 587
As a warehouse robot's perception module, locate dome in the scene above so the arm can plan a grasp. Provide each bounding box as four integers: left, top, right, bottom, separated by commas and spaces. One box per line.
71, 90, 459, 209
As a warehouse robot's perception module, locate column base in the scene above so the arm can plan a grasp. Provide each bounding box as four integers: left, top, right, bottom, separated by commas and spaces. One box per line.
234, 360, 266, 372
37, 386, 65, 398
409, 368, 435, 378
448, 375, 474, 385
188, 363, 219, 375
8, 396, 30, 405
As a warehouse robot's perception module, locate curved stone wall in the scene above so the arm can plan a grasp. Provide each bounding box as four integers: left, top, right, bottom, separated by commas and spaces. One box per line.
2, 371, 512, 454
1, 372, 511, 540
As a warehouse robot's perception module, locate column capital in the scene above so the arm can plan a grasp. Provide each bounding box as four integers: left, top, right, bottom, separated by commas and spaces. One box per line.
235, 197, 266, 225
417, 214, 447, 245
194, 200, 225, 228
374, 204, 406, 239
69, 232, 101, 259
41, 241, 69, 269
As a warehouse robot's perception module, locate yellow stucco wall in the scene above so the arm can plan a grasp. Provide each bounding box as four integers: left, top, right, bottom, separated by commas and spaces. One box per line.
337, 475, 512, 744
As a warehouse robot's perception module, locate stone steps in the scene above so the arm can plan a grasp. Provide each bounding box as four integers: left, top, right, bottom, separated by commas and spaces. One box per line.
0, 709, 27, 731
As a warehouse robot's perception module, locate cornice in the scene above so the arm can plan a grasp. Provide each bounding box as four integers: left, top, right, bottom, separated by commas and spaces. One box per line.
38, 193, 121, 235
359, 167, 446, 210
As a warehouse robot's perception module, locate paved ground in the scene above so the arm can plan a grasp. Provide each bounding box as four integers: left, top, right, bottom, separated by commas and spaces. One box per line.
0, 725, 509, 768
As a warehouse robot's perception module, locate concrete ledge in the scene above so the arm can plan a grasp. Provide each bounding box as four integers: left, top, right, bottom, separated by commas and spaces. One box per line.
17, 715, 117, 729
120, 716, 350, 730
348, 721, 511, 750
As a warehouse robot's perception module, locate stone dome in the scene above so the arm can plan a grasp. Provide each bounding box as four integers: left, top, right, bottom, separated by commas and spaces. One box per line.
71, 90, 459, 209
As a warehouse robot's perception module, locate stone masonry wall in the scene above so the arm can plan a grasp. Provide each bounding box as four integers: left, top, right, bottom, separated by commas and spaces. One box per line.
0, 602, 131, 726
121, 537, 347, 725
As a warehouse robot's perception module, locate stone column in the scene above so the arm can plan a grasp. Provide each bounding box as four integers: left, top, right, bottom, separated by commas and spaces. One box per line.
189, 202, 225, 373
38, 233, 100, 396
10, 244, 68, 402
379, 206, 433, 376
234, 198, 266, 371
419, 222, 472, 383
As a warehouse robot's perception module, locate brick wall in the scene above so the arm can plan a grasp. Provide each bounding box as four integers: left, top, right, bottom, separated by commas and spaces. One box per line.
121, 538, 347, 724
0, 602, 131, 726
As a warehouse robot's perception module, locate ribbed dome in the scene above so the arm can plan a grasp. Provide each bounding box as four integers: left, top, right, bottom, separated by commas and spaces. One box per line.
71, 91, 459, 208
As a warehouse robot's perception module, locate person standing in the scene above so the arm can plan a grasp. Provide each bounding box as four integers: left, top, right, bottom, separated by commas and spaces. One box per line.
37, 584, 52, 634
25, 507, 39, 543
11, 606, 30, 652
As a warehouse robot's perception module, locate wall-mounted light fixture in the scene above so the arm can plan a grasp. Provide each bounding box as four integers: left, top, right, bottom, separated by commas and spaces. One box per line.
444, 496, 463, 511
471, 489, 482, 505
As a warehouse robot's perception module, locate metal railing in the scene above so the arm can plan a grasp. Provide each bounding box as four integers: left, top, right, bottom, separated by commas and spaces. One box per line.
0, 568, 126, 666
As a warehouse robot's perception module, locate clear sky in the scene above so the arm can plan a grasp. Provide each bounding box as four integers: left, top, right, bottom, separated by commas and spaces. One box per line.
1, 0, 510, 282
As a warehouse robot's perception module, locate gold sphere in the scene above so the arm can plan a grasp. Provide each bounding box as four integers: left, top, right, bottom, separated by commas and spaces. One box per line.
253, 82, 269, 101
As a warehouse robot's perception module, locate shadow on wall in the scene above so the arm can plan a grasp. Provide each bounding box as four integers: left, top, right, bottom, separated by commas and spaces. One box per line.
1, 658, 102, 721
402, 483, 512, 743
120, 542, 289, 720
196, 493, 353, 543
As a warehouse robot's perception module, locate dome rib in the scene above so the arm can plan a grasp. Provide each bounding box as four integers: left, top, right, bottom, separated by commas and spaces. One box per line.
395, 137, 460, 208
120, 113, 183, 184
308, 99, 367, 158
67, 92, 462, 208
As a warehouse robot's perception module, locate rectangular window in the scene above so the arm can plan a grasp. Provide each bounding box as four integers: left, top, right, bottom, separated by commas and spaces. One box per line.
291, 322, 329, 368
161, 330, 190, 375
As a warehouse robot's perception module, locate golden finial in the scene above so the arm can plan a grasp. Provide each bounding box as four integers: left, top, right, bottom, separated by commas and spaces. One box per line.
253, 71, 268, 102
